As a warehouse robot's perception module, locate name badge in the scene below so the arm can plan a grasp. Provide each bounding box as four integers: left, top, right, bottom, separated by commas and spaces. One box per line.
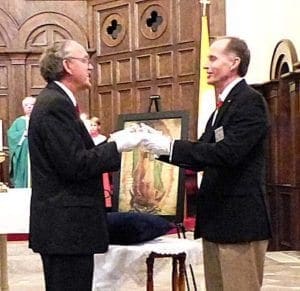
214, 126, 224, 142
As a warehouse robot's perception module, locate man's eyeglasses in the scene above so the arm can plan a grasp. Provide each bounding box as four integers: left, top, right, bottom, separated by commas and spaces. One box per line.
64, 57, 90, 65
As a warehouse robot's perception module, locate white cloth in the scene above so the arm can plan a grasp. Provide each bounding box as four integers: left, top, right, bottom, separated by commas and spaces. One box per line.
92, 134, 107, 145
0, 188, 31, 234
93, 236, 202, 291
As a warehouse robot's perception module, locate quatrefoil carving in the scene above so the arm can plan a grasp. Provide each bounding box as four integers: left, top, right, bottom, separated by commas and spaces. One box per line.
146, 10, 163, 32
106, 19, 122, 40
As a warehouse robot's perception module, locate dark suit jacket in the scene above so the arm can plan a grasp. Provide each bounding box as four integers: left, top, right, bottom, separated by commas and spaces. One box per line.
169, 80, 272, 243
28, 82, 121, 254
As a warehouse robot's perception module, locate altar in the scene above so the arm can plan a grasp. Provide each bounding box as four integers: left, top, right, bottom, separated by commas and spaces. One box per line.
0, 188, 31, 291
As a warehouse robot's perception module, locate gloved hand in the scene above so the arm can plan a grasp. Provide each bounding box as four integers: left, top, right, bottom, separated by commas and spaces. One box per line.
140, 124, 173, 156
109, 125, 143, 152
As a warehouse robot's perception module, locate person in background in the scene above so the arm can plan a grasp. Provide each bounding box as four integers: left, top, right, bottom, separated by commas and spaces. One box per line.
7, 96, 36, 188
80, 112, 91, 130
141, 36, 272, 291
89, 116, 112, 209
89, 116, 107, 145
28, 39, 143, 291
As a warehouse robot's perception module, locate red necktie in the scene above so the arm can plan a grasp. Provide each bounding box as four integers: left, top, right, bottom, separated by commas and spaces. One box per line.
216, 99, 223, 109
75, 104, 80, 116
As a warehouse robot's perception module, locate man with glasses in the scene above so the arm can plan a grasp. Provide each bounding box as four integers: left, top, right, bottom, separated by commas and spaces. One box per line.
28, 39, 142, 290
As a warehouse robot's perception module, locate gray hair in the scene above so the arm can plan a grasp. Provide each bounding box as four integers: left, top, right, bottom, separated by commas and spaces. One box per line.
39, 40, 74, 82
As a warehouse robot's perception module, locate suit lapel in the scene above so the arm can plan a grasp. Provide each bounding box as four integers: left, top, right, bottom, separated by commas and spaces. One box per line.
213, 80, 247, 127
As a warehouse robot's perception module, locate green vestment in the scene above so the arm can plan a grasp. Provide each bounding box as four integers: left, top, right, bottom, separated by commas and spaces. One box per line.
7, 116, 30, 188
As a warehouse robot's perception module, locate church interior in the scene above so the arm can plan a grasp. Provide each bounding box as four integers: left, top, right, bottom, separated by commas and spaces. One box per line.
1, 0, 300, 290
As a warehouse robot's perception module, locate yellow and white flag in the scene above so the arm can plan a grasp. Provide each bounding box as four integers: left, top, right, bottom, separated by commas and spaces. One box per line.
197, 15, 215, 138
197, 13, 216, 187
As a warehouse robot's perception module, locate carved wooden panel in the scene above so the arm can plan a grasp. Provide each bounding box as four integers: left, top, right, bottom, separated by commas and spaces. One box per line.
277, 80, 293, 185
97, 61, 113, 86
91, 0, 210, 138
156, 51, 173, 78
178, 48, 196, 77
116, 57, 132, 84
92, 91, 114, 136
136, 0, 172, 49
0, 62, 9, 144
176, 0, 198, 43
136, 54, 152, 81
94, 3, 131, 56
278, 191, 292, 249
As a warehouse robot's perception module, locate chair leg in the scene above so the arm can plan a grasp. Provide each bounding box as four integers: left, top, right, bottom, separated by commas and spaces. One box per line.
172, 257, 178, 290
146, 255, 154, 291
178, 255, 186, 291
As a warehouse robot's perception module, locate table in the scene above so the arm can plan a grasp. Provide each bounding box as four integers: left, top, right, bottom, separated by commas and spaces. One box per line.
93, 236, 202, 291
0, 189, 203, 291
0, 188, 31, 291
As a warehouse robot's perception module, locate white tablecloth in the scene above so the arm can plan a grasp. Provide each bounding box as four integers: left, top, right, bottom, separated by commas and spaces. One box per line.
0, 188, 31, 234
93, 236, 203, 291
0, 188, 203, 291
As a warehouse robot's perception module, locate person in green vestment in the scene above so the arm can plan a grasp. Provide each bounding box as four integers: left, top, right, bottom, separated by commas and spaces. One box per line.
7, 96, 36, 188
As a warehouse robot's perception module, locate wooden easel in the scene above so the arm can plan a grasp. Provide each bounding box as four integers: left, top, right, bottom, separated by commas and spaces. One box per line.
146, 95, 198, 290
148, 95, 161, 113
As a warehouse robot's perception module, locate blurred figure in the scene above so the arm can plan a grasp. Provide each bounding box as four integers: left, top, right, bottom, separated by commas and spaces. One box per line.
7, 96, 36, 188
89, 116, 111, 209
89, 117, 107, 144
80, 112, 91, 130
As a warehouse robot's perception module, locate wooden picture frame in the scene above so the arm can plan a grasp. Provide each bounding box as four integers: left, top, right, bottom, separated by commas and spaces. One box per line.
112, 111, 189, 223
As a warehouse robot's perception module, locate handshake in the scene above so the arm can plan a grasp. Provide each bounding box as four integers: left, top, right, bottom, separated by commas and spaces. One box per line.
109, 123, 173, 156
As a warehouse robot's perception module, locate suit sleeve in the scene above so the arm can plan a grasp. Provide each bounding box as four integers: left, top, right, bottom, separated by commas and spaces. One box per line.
33, 98, 120, 182
171, 93, 269, 170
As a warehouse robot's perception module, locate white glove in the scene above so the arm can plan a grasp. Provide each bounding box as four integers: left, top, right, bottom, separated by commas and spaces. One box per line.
141, 132, 173, 156
109, 125, 143, 152
139, 123, 162, 134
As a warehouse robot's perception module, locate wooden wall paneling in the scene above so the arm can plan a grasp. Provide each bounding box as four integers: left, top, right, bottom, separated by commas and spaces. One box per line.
136, 53, 152, 81
25, 54, 46, 97
116, 57, 133, 84
16, 12, 88, 50
0, 8, 18, 52
97, 59, 114, 86
267, 83, 280, 184
115, 88, 136, 119
278, 188, 292, 249
295, 188, 300, 250
277, 79, 293, 185
0, 61, 10, 147
254, 81, 280, 185
156, 51, 173, 79
266, 186, 278, 250
93, 91, 114, 136
8, 54, 27, 124
178, 81, 198, 139
292, 72, 300, 187
157, 83, 173, 111
135, 0, 172, 50
94, 1, 131, 56
176, 0, 199, 44
135, 86, 152, 113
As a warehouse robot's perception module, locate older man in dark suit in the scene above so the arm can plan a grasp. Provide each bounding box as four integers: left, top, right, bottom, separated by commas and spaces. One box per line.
141, 36, 272, 291
28, 40, 142, 291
